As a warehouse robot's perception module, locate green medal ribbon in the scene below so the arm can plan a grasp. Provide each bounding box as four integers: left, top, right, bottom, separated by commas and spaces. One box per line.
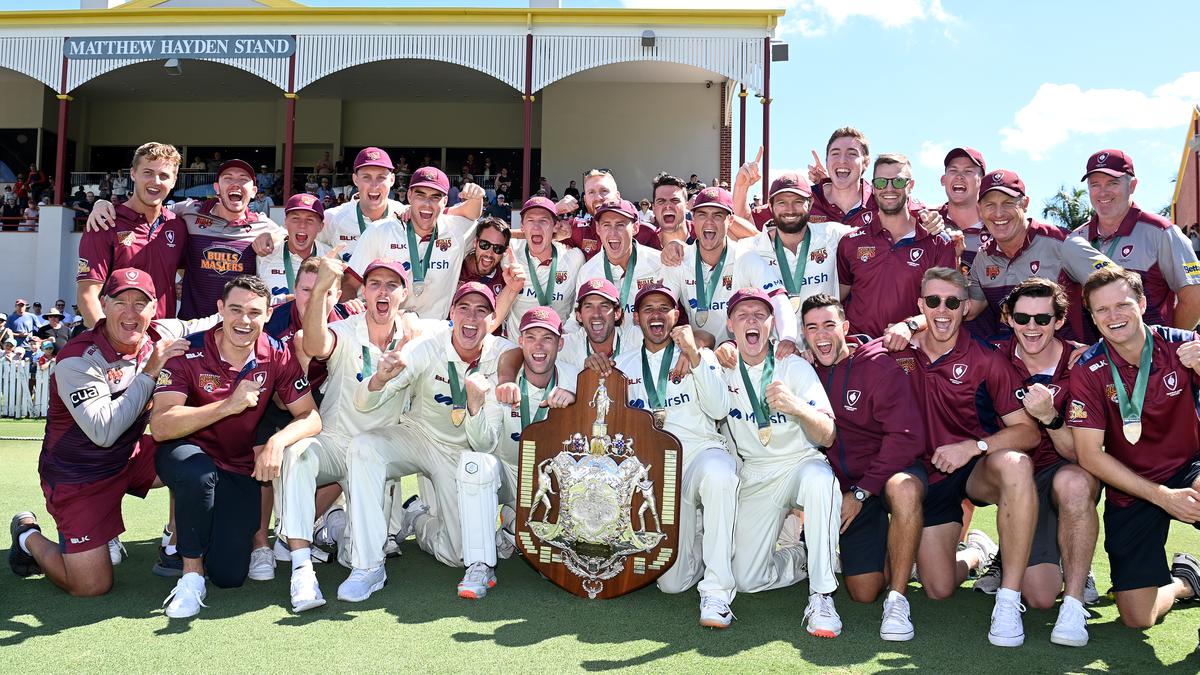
1092, 234, 1121, 261
693, 243, 729, 320
738, 348, 775, 437
525, 244, 559, 307
586, 332, 621, 358
360, 338, 398, 379
603, 244, 639, 310
281, 238, 315, 291
519, 367, 558, 428
355, 202, 370, 235
774, 228, 812, 297
641, 341, 676, 410
405, 223, 440, 286
1103, 325, 1153, 444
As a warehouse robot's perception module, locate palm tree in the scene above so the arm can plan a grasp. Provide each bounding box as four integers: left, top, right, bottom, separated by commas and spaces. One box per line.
1041, 185, 1094, 231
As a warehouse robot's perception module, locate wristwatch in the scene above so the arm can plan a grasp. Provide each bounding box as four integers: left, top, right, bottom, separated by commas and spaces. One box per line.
976, 439, 989, 456
851, 486, 870, 502
904, 318, 921, 334
1041, 415, 1065, 430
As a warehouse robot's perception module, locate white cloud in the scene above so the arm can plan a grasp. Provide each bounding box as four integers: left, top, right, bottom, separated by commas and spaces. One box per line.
1001, 72, 1200, 161
917, 141, 949, 173
615, 0, 956, 37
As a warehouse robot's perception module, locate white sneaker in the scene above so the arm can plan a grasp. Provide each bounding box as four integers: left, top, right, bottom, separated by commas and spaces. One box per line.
1050, 595, 1089, 647
1083, 570, 1100, 605
804, 592, 842, 638
107, 537, 126, 566
272, 537, 291, 562
457, 561, 497, 599
880, 590, 914, 642
699, 594, 735, 629
965, 530, 998, 579
289, 564, 326, 613
988, 589, 1026, 647
397, 496, 430, 543
163, 572, 207, 619
314, 507, 348, 548
247, 546, 276, 581
337, 565, 386, 602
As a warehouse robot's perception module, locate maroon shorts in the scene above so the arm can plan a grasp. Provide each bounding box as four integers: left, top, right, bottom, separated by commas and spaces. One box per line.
40, 438, 158, 554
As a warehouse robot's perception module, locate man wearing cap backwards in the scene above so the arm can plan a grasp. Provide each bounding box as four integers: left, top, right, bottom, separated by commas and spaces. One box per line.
498, 197, 585, 337
1075, 149, 1200, 330
660, 187, 796, 346
337, 282, 512, 602
9, 268, 214, 597
258, 193, 332, 307
345, 166, 484, 320
77, 142, 189, 327
573, 200, 665, 343
456, 306, 578, 599
1068, 266, 1200, 631
721, 288, 844, 637
612, 283, 735, 627
836, 154, 958, 338
799, 293, 928, 641
149, 275, 320, 618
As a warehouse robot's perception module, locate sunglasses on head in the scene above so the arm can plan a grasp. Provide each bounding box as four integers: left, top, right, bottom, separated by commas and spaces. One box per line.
1012, 312, 1054, 326
475, 240, 507, 254
871, 177, 911, 190
923, 295, 964, 310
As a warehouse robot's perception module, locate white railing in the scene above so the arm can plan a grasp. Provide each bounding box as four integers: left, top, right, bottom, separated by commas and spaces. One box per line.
0, 359, 52, 419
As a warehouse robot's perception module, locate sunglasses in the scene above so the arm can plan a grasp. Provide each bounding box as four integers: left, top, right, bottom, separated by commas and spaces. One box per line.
1012, 312, 1054, 326
871, 177, 911, 190
475, 240, 508, 254
923, 295, 965, 310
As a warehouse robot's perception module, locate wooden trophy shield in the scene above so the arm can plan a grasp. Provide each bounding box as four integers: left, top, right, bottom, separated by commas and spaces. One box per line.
515, 368, 683, 599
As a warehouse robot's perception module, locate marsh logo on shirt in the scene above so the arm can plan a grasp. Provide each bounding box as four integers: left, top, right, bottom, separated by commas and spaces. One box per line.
950, 363, 968, 384
200, 244, 245, 275
1030, 260, 1040, 275
856, 246, 876, 263
199, 373, 221, 393
810, 248, 827, 264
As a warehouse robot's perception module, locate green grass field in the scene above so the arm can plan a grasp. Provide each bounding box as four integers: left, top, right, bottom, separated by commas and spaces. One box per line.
2, 419, 1199, 673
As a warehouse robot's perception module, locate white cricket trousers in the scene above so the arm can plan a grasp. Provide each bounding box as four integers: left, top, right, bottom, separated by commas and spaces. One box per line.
275, 432, 349, 544
657, 446, 740, 603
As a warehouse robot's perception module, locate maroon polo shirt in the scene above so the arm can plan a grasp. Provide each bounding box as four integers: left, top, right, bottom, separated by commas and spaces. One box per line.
77, 201, 187, 319
995, 336, 1081, 473
836, 219, 957, 338
902, 332, 1025, 484
156, 325, 310, 475
563, 216, 662, 260
813, 337, 929, 494
809, 179, 877, 227
1068, 325, 1200, 507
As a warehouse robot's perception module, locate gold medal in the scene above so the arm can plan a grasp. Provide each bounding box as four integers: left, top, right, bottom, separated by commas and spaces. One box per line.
451, 406, 466, 427
652, 408, 667, 429
1122, 421, 1142, 445
757, 426, 772, 445
412, 280, 425, 296
696, 310, 709, 325
789, 295, 802, 312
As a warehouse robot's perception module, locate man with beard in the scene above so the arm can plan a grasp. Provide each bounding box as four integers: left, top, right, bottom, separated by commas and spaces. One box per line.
77, 142, 189, 326
317, 148, 404, 263
258, 194, 331, 307
458, 217, 522, 334
1074, 149, 1200, 330
150, 275, 320, 618
800, 293, 927, 641
721, 288, 842, 637
612, 283, 734, 628
573, 200, 665, 344
903, 267, 1041, 647
1069, 266, 1200, 630
345, 167, 484, 320
837, 155, 957, 338
338, 282, 511, 602
498, 197, 584, 337
9, 269, 203, 596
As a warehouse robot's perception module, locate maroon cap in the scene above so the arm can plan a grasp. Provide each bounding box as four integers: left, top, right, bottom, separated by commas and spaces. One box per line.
633, 282, 677, 310
216, 159, 256, 181
767, 172, 813, 200
692, 187, 735, 213
409, 166, 450, 195
363, 259, 407, 286
520, 196, 557, 220
452, 281, 496, 311
284, 192, 325, 219
593, 199, 638, 221
979, 169, 1026, 199
576, 278, 620, 305
727, 287, 773, 315
1081, 149, 1135, 181
943, 147, 986, 173
104, 267, 157, 300
519, 306, 562, 336
354, 147, 394, 172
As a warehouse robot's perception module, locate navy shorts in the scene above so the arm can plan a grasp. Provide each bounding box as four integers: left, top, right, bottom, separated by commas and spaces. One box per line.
1104, 460, 1200, 592
923, 457, 983, 528
841, 464, 928, 577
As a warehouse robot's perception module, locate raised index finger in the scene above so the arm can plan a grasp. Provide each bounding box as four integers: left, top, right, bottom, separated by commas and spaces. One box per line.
754, 145, 764, 164
810, 149, 824, 168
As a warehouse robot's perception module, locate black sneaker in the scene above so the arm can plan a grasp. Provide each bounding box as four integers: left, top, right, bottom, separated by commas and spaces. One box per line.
9, 512, 42, 577
153, 545, 184, 577
1171, 552, 1200, 600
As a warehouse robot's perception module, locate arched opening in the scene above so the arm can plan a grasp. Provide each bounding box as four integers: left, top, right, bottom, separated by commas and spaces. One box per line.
0, 66, 58, 228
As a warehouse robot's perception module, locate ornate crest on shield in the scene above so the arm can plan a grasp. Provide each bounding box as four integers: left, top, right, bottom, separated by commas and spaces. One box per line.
517, 370, 681, 599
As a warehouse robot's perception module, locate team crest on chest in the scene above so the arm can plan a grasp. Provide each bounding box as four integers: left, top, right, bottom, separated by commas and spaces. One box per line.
908, 248, 924, 265
199, 374, 221, 393
1030, 260, 1040, 275
810, 248, 827, 264
721, 275, 733, 291
117, 231, 136, 247
555, 271, 569, 284
1105, 383, 1118, 403
895, 357, 916, 374
951, 363, 968, 383
1121, 244, 1134, 258
165, 230, 176, 247
845, 389, 861, 410
435, 238, 453, 252
1164, 370, 1179, 391
253, 371, 267, 388
856, 246, 876, 263
986, 265, 1001, 279
861, 212, 873, 225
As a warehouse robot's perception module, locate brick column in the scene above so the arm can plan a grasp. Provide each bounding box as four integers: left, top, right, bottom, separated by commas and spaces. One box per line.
718, 81, 732, 186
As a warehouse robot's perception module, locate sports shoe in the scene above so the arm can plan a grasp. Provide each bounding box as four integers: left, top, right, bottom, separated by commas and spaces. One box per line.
315, 507, 348, 549
781, 543, 808, 582
153, 545, 183, 577
247, 546, 276, 581
458, 561, 498, 599
9, 512, 41, 577
396, 496, 429, 544
1050, 595, 1089, 647
1083, 570, 1100, 605
965, 530, 998, 581
974, 558, 1002, 595
988, 588, 1026, 647
163, 572, 208, 619
1171, 552, 1200, 600
699, 594, 735, 629
337, 565, 386, 602
880, 590, 914, 642
804, 592, 842, 638
107, 537, 126, 566
273, 536, 291, 562
289, 564, 326, 612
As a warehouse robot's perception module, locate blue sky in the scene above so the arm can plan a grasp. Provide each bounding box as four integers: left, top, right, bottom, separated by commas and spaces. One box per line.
4, 0, 1198, 216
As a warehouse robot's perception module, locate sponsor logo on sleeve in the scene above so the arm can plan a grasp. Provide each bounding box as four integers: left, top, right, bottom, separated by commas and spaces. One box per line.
1185, 261, 1200, 279
156, 369, 172, 387
293, 376, 309, 391
69, 385, 100, 407
1068, 400, 1087, 421
77, 257, 90, 275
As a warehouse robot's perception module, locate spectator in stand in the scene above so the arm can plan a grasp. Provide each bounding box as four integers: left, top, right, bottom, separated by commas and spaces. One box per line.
396, 156, 410, 178
317, 177, 333, 202
27, 165, 48, 204
539, 177, 558, 200
189, 156, 207, 171
72, 192, 97, 218
54, 300, 75, 325
28, 303, 47, 330
448, 177, 461, 206
2, 194, 21, 231
1, 338, 16, 361
256, 165, 274, 193
686, 174, 704, 197
37, 308, 70, 351
638, 199, 654, 223
112, 169, 129, 202
0, 314, 12, 346
481, 157, 494, 185
488, 193, 512, 222
304, 174, 318, 195
71, 186, 86, 206
249, 191, 273, 215
321, 194, 335, 211
34, 341, 55, 370
315, 151, 334, 175
99, 174, 113, 200
494, 167, 510, 194
564, 180, 580, 201
10, 299, 37, 346
21, 201, 39, 232
14, 173, 29, 208
335, 193, 348, 206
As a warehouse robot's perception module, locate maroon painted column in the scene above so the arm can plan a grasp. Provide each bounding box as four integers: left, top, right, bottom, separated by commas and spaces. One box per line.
53, 48, 69, 205
738, 84, 747, 167
283, 49, 297, 200
521, 32, 534, 202
761, 38, 771, 186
